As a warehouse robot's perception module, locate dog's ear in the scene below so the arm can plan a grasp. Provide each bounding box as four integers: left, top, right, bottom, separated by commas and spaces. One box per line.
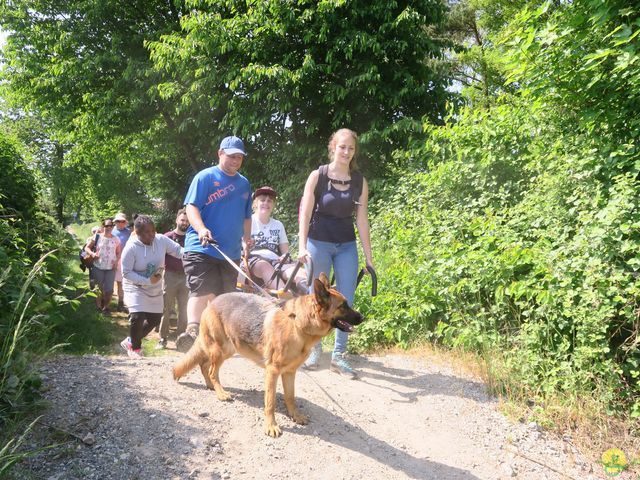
318, 272, 331, 289
313, 277, 331, 306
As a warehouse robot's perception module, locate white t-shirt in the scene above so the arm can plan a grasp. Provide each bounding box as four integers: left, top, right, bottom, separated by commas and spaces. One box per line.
250, 215, 288, 261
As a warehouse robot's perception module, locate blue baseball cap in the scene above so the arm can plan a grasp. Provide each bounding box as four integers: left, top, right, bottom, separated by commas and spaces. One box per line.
219, 136, 246, 156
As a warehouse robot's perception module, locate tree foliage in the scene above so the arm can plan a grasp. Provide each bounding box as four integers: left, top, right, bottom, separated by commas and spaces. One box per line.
149, 0, 451, 161
1, 0, 453, 222
1, 0, 190, 218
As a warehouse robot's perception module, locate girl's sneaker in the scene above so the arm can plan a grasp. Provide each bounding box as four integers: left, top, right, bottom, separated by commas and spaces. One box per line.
120, 337, 132, 352
330, 353, 358, 380
127, 348, 143, 359
302, 343, 322, 370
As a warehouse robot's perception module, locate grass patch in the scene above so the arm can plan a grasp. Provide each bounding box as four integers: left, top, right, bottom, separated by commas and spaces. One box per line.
67, 222, 98, 246
141, 337, 168, 357
49, 300, 128, 355
46, 251, 128, 355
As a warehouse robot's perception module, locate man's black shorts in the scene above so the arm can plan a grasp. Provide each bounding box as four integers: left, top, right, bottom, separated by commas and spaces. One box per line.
182, 252, 239, 297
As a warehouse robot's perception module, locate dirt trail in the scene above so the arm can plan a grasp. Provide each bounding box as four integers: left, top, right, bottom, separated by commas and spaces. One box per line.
15, 344, 614, 480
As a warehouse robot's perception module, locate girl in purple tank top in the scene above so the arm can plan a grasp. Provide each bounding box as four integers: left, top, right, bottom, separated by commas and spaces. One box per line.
298, 128, 374, 379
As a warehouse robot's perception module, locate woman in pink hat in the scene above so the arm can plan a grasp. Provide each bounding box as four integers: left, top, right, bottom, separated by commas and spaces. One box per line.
244, 186, 308, 295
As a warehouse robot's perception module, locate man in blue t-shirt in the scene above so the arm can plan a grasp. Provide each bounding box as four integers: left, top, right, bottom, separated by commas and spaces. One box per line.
176, 136, 253, 353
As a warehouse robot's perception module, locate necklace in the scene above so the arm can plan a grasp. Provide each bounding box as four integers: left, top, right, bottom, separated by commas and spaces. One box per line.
328, 176, 351, 185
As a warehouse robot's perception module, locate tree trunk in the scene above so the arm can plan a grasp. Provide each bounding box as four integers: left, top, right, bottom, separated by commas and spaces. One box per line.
54, 143, 66, 224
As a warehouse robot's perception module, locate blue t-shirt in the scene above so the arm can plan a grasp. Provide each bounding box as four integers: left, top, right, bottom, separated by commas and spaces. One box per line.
183, 165, 252, 260
112, 226, 132, 248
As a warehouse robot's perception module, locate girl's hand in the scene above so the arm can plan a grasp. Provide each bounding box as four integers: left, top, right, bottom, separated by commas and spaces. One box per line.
298, 248, 309, 263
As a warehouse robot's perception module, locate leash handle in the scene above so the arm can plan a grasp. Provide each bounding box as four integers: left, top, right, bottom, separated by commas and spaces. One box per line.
306, 256, 314, 288
330, 264, 377, 297
282, 259, 305, 294
356, 265, 377, 297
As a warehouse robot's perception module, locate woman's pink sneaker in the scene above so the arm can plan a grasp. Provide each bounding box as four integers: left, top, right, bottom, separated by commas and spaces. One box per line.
127, 348, 143, 359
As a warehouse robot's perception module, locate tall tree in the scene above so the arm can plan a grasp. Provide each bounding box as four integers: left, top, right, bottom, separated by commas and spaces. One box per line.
1, 0, 453, 219
445, 0, 511, 107
0, 0, 195, 215
149, 0, 453, 173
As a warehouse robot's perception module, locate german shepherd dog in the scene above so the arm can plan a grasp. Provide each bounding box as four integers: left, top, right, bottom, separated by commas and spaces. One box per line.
172, 273, 364, 437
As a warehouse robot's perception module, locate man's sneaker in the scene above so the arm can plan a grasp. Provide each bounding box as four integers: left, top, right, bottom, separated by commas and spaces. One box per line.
155, 337, 168, 350
127, 348, 143, 359
120, 337, 132, 353
302, 343, 322, 370
330, 353, 358, 380
176, 328, 197, 353
116, 302, 128, 313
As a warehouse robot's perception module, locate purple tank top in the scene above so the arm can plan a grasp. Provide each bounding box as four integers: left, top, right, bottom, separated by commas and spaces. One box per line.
308, 165, 362, 243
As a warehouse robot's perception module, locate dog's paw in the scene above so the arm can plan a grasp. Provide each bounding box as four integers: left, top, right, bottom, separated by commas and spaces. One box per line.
264, 422, 282, 437
215, 389, 232, 401
291, 412, 309, 425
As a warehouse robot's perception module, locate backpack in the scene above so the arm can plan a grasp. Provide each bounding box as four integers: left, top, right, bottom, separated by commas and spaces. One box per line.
79, 234, 99, 271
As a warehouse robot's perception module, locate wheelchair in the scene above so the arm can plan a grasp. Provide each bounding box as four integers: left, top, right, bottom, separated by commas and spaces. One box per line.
237, 252, 309, 299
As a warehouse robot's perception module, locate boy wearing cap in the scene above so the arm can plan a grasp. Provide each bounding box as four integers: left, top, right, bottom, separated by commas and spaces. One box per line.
112, 212, 132, 312
176, 136, 253, 353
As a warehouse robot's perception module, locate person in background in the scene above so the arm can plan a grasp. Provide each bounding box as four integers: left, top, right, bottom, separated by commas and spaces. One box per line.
175, 135, 253, 353
112, 212, 132, 312
85, 225, 101, 290
245, 186, 308, 295
119, 214, 183, 359
85, 219, 121, 315
298, 128, 374, 379
156, 209, 190, 349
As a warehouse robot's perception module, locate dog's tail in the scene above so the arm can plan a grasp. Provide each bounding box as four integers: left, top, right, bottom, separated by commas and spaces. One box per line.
173, 341, 205, 381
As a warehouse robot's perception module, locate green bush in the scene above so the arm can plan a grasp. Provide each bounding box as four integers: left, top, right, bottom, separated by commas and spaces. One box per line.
351, 0, 640, 421
353, 96, 640, 417
0, 133, 78, 474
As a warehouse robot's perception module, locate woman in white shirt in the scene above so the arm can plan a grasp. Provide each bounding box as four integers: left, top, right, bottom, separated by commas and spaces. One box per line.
246, 186, 308, 295
85, 219, 121, 314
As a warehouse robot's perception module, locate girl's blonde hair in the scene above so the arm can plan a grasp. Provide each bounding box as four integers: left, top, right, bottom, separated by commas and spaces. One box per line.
327, 128, 359, 171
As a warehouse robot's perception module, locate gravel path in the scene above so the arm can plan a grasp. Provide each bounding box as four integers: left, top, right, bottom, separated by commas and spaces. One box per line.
16, 349, 610, 480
